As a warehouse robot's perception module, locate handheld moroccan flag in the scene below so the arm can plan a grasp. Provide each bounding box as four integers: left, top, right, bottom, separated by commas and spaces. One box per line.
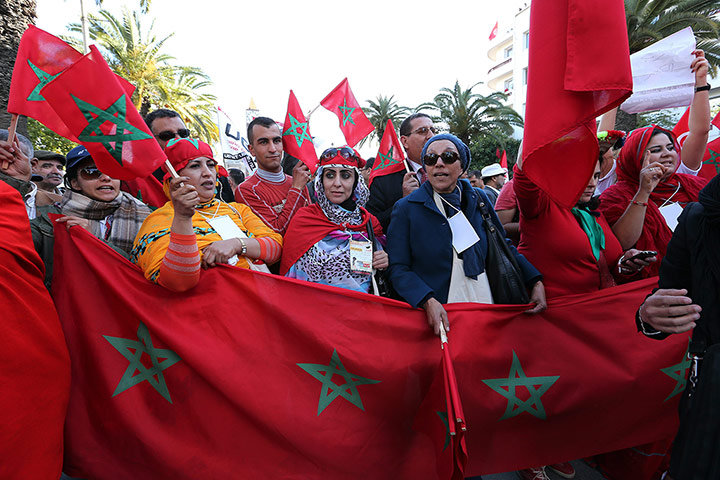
8, 25, 134, 140
282, 90, 318, 173
522, 0, 633, 207
671, 109, 720, 180
40, 46, 164, 181
320, 78, 374, 147
369, 119, 406, 186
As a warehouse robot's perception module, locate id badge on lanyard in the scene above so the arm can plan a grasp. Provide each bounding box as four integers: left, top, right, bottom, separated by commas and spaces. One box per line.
448, 211, 480, 253
349, 239, 373, 274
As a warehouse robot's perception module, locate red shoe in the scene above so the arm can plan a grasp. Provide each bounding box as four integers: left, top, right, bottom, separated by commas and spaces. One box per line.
518, 467, 550, 480
547, 462, 576, 479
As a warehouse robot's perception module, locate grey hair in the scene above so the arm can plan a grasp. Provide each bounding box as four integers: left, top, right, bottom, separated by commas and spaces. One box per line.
0, 129, 34, 158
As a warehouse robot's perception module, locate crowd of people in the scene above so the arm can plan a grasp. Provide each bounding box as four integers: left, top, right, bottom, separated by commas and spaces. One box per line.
2, 49, 719, 480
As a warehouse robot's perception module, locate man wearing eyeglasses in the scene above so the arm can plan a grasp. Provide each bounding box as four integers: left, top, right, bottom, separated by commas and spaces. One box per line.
145, 109, 191, 149
367, 113, 436, 231
235, 117, 311, 236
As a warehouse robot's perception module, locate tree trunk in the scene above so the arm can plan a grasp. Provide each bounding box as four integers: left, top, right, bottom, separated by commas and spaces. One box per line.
614, 109, 638, 133
0, 0, 36, 138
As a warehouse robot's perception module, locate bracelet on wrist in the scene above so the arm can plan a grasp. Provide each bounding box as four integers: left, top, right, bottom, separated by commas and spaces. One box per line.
696, 84, 711, 92
237, 238, 247, 256
631, 200, 648, 207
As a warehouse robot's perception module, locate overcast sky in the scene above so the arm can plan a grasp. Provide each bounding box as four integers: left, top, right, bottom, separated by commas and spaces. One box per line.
36, 0, 524, 155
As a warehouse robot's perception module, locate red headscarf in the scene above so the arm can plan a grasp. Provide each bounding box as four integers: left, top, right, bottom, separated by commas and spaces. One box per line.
599, 125, 707, 277
161, 138, 214, 180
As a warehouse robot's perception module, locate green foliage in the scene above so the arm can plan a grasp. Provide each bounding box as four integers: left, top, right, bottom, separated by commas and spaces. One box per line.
65, 8, 218, 143
468, 134, 521, 173
637, 109, 683, 130
361, 95, 410, 146
625, 0, 720, 74
418, 80, 523, 147
26, 118, 77, 154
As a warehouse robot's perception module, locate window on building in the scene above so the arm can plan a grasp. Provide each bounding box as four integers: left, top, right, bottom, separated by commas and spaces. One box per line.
523, 67, 528, 85
523, 31, 529, 49
504, 46, 513, 59
504, 78, 514, 92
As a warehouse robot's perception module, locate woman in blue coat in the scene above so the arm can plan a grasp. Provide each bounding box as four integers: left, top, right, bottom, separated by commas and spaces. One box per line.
386, 134, 546, 336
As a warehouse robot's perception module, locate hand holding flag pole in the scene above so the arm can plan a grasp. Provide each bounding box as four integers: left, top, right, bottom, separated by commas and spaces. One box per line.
1, 114, 19, 170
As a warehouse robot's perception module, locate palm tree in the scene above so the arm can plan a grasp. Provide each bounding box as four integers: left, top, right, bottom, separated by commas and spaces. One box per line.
361, 95, 410, 146
419, 81, 523, 147
0, 0, 35, 137
66, 8, 218, 142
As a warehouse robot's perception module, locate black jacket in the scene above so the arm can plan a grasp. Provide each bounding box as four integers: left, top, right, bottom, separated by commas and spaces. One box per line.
367, 170, 406, 233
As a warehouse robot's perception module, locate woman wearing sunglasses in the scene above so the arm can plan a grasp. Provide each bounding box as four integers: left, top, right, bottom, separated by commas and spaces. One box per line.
280, 146, 388, 294
386, 133, 546, 337
31, 145, 152, 290
131, 138, 283, 292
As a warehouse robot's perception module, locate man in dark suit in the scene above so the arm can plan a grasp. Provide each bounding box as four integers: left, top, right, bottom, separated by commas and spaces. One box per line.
366, 113, 435, 232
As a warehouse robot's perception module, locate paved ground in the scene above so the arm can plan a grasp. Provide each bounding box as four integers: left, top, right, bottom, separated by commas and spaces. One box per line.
470, 459, 609, 479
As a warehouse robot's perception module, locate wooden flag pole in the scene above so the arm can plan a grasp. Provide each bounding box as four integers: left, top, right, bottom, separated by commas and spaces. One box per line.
403, 158, 412, 174
305, 103, 322, 121
2, 114, 19, 170
164, 159, 180, 178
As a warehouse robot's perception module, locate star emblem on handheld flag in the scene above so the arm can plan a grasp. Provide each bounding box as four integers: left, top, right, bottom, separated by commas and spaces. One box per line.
375, 145, 400, 170
283, 113, 313, 148
72, 93, 153, 165
482, 351, 559, 420
298, 349, 381, 415
338, 98, 356, 127
104, 321, 181, 403
660, 341, 691, 401
436, 411, 451, 450
26, 59, 61, 102
703, 149, 720, 173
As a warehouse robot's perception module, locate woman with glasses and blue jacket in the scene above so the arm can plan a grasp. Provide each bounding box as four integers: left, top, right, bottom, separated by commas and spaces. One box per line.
386, 133, 546, 337
280, 146, 388, 294
31, 145, 152, 290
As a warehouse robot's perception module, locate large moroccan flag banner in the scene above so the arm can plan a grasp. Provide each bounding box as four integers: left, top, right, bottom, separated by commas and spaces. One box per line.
282, 90, 319, 173
320, 78, 375, 147
54, 224, 691, 479
369, 119, 405, 186
8, 25, 134, 140
522, 0, 633, 207
40, 45, 164, 180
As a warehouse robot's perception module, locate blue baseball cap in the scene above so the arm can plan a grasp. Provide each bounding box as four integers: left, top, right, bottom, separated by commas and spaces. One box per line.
65, 145, 92, 170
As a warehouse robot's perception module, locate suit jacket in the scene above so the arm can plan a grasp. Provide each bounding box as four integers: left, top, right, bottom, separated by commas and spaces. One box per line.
367, 170, 406, 233
386, 180, 542, 308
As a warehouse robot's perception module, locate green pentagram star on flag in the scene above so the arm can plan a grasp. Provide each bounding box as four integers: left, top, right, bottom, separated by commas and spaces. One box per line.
338, 98, 356, 127
283, 113, 313, 148
660, 341, 691, 401
375, 145, 400, 170
104, 321, 181, 403
72, 93, 152, 165
298, 349, 381, 415
482, 351, 559, 420
26, 59, 60, 102
704, 149, 720, 173
436, 410, 451, 450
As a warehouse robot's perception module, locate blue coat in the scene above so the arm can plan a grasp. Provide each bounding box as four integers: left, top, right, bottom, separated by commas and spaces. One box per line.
386, 180, 541, 308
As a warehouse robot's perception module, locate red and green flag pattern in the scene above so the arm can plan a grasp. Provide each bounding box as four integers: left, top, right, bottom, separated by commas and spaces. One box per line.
320, 78, 374, 147
282, 90, 318, 173
369, 119, 405, 186
8, 25, 134, 140
53, 222, 691, 479
40, 46, 165, 180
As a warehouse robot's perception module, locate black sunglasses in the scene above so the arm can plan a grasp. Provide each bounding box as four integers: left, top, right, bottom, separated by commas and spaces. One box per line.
423, 151, 460, 166
320, 147, 358, 162
156, 128, 191, 142
79, 166, 103, 180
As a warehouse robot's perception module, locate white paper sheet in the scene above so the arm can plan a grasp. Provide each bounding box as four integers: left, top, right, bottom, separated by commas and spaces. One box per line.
621, 27, 696, 114
448, 211, 480, 254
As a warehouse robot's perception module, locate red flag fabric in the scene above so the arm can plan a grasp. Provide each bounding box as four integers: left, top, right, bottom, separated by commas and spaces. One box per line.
672, 107, 690, 145
40, 46, 165, 181
522, 0, 633, 207
673, 110, 720, 181
489, 21, 499, 41
369, 119, 406, 186
500, 150, 508, 169
282, 90, 318, 173
121, 175, 168, 208
8, 25, 134, 139
320, 78, 375, 147
54, 223, 691, 478
0, 184, 70, 479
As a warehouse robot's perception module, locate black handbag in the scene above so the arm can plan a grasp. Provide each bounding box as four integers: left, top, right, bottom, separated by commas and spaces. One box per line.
365, 222, 392, 298
476, 197, 531, 304
668, 330, 720, 480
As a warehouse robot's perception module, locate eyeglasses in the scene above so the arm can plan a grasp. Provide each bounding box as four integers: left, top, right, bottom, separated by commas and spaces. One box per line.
79, 166, 103, 180
155, 128, 191, 142
409, 126, 437, 137
423, 151, 460, 166
320, 147, 358, 162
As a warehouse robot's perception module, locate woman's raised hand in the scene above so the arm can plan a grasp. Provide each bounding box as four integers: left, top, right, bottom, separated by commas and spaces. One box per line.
638, 158, 667, 196
169, 176, 198, 218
